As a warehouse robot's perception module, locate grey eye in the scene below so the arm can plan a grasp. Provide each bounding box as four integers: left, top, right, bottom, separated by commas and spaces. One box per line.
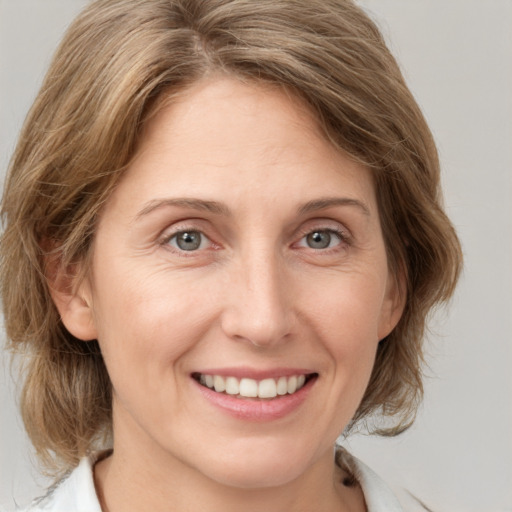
171, 231, 204, 251
305, 230, 339, 249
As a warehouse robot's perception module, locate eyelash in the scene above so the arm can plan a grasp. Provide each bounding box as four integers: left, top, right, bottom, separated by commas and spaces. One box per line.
294, 226, 351, 252
159, 224, 351, 255
159, 227, 216, 256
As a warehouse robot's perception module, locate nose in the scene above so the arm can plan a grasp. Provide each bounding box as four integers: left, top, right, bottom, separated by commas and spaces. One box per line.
220, 251, 295, 348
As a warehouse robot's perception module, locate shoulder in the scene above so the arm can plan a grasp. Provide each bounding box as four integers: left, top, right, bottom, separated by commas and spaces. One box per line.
16, 454, 103, 512
336, 446, 405, 512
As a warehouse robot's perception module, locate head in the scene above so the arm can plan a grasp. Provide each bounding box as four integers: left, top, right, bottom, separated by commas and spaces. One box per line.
1, 0, 461, 475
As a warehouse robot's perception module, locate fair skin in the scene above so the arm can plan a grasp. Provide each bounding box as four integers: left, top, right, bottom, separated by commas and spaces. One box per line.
53, 77, 404, 512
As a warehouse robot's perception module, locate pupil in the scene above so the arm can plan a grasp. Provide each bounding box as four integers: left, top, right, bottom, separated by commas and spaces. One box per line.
177, 231, 201, 251
307, 231, 331, 249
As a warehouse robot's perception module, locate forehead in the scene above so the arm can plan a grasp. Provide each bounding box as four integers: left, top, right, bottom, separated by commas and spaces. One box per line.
139, 77, 325, 159
106, 76, 378, 221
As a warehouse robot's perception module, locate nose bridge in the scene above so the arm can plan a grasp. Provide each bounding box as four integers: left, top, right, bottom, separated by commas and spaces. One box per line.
222, 241, 293, 346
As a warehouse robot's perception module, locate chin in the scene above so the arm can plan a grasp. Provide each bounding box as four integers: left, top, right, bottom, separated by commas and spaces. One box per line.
209, 460, 304, 490
191, 438, 324, 490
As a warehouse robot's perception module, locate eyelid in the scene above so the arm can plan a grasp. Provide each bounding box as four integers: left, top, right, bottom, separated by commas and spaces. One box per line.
297, 229, 345, 248
292, 220, 353, 255
295, 219, 352, 241
156, 218, 352, 252
158, 222, 218, 254
167, 230, 211, 251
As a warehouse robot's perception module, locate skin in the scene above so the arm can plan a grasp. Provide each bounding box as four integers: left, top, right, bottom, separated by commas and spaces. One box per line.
53, 77, 404, 512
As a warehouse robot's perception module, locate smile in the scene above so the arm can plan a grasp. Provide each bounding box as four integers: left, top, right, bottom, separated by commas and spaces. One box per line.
194, 373, 314, 399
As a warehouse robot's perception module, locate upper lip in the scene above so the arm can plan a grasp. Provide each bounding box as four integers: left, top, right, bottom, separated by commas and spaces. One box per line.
192, 367, 316, 380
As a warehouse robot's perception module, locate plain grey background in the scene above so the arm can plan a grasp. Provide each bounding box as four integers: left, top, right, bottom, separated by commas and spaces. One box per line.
1, 1, 511, 511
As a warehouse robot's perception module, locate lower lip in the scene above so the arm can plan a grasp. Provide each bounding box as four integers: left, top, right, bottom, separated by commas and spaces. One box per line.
193, 377, 316, 422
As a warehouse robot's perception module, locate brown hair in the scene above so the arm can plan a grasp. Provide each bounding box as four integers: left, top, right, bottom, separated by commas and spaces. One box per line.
1, 0, 462, 474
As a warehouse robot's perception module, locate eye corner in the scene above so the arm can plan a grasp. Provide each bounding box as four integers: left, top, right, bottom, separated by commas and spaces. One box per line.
294, 226, 351, 252
159, 228, 218, 255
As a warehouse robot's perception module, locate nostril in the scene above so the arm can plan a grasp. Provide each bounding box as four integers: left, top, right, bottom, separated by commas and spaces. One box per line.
220, 273, 295, 347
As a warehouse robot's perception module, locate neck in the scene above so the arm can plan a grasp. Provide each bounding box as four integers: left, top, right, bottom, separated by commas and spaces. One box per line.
93, 406, 365, 512
94, 442, 360, 512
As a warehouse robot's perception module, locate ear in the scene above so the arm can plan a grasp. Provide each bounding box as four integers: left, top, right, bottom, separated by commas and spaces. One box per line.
377, 268, 407, 341
45, 252, 98, 341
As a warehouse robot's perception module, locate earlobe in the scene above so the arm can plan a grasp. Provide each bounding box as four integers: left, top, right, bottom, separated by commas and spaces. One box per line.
51, 285, 98, 341
378, 270, 407, 341
46, 254, 98, 342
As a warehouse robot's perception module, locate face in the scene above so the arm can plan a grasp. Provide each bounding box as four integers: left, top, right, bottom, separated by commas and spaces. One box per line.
57, 77, 403, 489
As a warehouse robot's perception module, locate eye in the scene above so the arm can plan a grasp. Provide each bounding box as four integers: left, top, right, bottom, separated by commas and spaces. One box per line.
299, 229, 343, 250
167, 230, 210, 251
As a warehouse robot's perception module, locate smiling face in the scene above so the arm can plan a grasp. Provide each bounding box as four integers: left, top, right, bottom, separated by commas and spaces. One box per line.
55, 77, 403, 494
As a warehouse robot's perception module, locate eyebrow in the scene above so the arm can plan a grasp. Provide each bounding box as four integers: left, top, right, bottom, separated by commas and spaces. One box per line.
135, 198, 231, 220
135, 195, 370, 221
297, 197, 371, 216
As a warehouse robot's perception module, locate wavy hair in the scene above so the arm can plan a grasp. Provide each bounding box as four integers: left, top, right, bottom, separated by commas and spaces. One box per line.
0, 0, 462, 474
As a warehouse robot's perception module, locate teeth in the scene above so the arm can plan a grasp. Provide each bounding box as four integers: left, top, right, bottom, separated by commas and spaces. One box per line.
213, 375, 226, 393
287, 375, 297, 394
225, 377, 239, 395
199, 374, 309, 399
258, 378, 277, 398
204, 374, 214, 388
239, 378, 258, 397
276, 376, 288, 395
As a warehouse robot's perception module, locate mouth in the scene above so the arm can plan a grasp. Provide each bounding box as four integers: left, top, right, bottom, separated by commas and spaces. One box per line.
192, 372, 318, 400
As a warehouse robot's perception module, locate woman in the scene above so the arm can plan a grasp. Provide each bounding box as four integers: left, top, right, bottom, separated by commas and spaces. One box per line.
0, 0, 462, 510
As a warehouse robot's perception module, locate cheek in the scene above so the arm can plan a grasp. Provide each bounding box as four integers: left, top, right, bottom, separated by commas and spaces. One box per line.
90, 265, 219, 384
304, 272, 385, 386
307, 272, 387, 340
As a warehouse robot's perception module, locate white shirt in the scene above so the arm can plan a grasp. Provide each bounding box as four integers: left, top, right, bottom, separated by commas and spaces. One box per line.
18, 450, 404, 512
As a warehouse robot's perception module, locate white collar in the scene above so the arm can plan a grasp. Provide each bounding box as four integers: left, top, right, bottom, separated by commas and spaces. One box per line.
23, 448, 403, 512
24, 453, 103, 512
340, 448, 405, 512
